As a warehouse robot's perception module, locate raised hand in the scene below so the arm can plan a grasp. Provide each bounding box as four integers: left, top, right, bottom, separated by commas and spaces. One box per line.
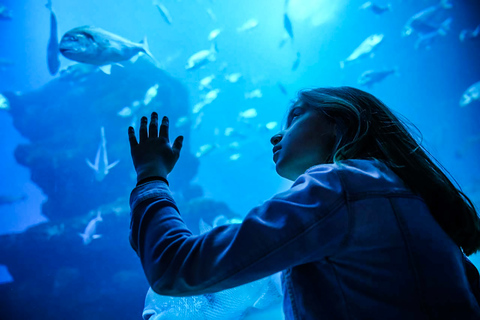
128, 112, 183, 183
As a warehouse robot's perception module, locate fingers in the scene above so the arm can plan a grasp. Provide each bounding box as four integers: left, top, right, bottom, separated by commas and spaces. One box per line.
159, 116, 169, 141
140, 116, 148, 142
149, 112, 158, 138
172, 135, 184, 155
128, 126, 138, 148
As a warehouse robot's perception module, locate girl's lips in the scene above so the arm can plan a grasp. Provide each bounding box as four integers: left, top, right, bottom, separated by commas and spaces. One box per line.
273, 149, 280, 162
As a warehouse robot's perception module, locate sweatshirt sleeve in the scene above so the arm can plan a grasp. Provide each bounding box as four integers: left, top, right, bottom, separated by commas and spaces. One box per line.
129, 164, 347, 296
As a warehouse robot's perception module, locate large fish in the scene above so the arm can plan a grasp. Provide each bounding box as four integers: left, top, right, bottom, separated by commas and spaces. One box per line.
340, 34, 384, 68
86, 127, 120, 182
142, 218, 283, 320
59, 26, 157, 67
45, 1, 60, 75
402, 0, 452, 37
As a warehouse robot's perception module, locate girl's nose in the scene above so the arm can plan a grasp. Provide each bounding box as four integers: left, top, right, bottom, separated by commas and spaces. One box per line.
270, 133, 283, 146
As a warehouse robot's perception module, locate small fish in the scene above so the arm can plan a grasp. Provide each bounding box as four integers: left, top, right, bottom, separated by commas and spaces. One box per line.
59, 26, 157, 67
79, 211, 103, 245
206, 8, 217, 22
143, 84, 159, 105
154, 1, 172, 25
277, 82, 288, 95
229, 153, 241, 161
359, 2, 391, 15
45, 1, 60, 75
208, 29, 222, 41
284, 13, 294, 40
460, 24, 480, 42
0, 4, 12, 20
237, 19, 259, 32
195, 143, 217, 158
86, 127, 120, 182
204, 88, 220, 104
199, 74, 215, 90
460, 81, 480, 107
0, 194, 27, 206
402, 0, 452, 37
358, 68, 396, 87
245, 89, 262, 99
0, 93, 10, 110
291, 52, 300, 71
185, 43, 217, 70
175, 116, 189, 128
192, 101, 206, 114
266, 121, 278, 130
224, 127, 247, 139
225, 73, 242, 83
340, 34, 384, 68
192, 112, 204, 130
239, 108, 258, 119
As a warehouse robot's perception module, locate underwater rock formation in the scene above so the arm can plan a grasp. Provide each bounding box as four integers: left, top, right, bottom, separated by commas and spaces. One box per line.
0, 57, 259, 319
0, 195, 242, 320
2, 56, 198, 221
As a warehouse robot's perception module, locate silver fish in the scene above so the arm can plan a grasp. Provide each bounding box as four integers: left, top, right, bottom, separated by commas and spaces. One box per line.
86, 127, 120, 182
79, 211, 103, 245
45, 0, 60, 75
59, 26, 156, 66
185, 43, 217, 70
460, 81, 480, 107
340, 34, 384, 68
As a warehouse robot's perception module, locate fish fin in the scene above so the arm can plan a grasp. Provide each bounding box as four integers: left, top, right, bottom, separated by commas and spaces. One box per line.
92, 234, 102, 239
107, 159, 120, 170
439, 18, 452, 36
98, 65, 112, 74
96, 210, 102, 220
139, 36, 161, 67
86, 158, 97, 170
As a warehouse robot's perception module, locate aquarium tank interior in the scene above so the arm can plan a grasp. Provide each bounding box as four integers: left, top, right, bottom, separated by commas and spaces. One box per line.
0, 0, 479, 319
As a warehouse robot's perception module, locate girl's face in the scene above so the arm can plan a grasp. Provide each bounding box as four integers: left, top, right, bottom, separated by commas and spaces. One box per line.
270, 103, 337, 181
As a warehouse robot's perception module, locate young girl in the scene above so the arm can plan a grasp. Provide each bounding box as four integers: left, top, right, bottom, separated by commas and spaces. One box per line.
127, 86, 480, 319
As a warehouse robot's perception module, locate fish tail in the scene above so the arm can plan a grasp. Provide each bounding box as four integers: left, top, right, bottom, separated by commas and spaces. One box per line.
139, 36, 161, 68
439, 18, 452, 36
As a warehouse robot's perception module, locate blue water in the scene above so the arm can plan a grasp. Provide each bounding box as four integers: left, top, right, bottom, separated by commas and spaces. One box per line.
0, 0, 479, 318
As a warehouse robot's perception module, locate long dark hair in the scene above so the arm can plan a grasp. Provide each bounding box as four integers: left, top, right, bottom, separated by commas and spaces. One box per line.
294, 86, 480, 255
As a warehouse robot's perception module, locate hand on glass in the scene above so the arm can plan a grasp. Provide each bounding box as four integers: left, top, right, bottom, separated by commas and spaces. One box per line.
128, 112, 183, 183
